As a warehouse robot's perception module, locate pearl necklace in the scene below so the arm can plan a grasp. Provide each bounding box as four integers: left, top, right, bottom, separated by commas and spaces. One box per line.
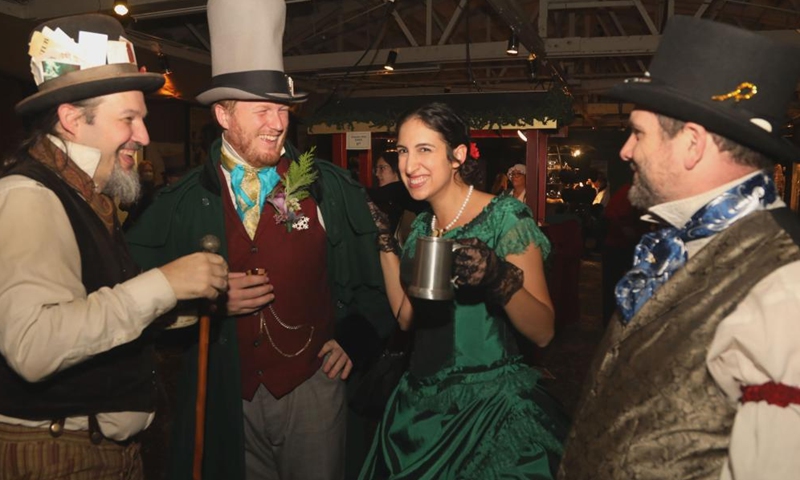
431, 185, 474, 237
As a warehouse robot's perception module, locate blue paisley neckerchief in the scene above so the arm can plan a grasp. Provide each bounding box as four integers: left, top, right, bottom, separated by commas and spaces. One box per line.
220, 149, 281, 224
615, 172, 776, 324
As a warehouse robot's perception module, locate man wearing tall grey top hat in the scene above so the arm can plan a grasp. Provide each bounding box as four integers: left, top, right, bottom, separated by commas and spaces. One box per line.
0, 13, 228, 480
126, 0, 394, 479
558, 16, 800, 480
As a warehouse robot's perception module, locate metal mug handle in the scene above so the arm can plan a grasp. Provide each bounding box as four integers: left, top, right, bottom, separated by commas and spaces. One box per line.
450, 242, 466, 287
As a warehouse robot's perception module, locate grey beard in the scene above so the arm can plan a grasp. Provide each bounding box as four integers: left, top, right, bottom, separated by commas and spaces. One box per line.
103, 161, 141, 204
628, 171, 662, 210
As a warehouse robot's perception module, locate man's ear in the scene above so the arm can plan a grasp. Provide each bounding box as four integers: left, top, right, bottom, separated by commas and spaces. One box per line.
452, 144, 467, 168
56, 103, 84, 137
681, 122, 708, 170
213, 103, 231, 130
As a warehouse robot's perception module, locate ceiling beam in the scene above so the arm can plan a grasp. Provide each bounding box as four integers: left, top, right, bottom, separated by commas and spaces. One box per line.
282, 35, 664, 72
437, 0, 467, 46
127, 29, 800, 72
0, 0, 205, 20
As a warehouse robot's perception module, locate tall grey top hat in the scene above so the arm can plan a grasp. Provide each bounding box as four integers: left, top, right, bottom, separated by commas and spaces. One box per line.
15, 14, 164, 116
608, 16, 800, 163
196, 0, 308, 105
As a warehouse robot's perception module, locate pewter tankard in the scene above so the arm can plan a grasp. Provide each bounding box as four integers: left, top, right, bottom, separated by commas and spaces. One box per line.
407, 236, 464, 300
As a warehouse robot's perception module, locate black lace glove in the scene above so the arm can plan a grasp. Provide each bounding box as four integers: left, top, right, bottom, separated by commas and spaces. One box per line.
367, 201, 400, 255
452, 238, 524, 306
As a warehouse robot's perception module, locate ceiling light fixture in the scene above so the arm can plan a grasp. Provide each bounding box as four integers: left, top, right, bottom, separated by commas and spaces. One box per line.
383, 50, 398, 71
517, 130, 528, 142
158, 52, 172, 75
527, 53, 538, 80
113, 0, 129, 16
506, 31, 519, 56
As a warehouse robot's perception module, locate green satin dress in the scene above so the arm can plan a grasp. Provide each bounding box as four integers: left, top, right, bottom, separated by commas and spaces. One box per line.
359, 196, 567, 480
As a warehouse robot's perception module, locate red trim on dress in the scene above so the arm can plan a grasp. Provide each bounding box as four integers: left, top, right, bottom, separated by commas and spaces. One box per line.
740, 382, 800, 407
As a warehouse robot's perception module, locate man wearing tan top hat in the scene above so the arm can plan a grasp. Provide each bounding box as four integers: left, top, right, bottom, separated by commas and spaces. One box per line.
126, 0, 394, 479
0, 13, 229, 480
559, 16, 800, 480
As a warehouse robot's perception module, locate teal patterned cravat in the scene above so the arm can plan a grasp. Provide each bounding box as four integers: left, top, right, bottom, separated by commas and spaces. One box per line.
220, 149, 280, 238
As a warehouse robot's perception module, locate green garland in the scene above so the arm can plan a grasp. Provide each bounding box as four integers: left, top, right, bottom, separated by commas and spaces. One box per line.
304, 89, 574, 130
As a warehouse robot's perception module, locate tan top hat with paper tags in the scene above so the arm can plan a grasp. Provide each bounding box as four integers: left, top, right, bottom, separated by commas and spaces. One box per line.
196, 0, 308, 105
15, 14, 164, 116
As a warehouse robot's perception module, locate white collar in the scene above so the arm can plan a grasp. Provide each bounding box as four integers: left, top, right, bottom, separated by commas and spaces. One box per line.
643, 171, 772, 228
46, 134, 101, 178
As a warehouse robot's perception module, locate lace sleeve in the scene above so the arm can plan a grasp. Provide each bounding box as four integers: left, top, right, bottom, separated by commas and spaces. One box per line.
493, 198, 551, 260
400, 210, 433, 259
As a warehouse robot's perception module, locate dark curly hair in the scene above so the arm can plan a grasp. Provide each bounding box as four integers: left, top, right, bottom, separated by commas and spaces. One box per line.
3, 98, 101, 175
395, 102, 483, 187
376, 150, 400, 176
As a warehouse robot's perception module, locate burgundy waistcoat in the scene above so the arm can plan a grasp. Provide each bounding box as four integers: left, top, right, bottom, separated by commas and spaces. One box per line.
221, 160, 334, 400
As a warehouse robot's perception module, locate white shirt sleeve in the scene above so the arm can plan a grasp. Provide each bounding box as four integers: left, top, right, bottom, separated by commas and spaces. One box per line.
707, 261, 800, 480
0, 175, 177, 382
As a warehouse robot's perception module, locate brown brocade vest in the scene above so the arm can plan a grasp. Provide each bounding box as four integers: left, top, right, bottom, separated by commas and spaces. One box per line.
220, 159, 334, 400
558, 208, 800, 480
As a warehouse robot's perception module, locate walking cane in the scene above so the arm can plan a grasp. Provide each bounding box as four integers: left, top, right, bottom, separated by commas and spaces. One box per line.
193, 235, 221, 480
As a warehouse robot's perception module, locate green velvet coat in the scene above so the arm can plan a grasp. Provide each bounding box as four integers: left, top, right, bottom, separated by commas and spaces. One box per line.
126, 139, 394, 480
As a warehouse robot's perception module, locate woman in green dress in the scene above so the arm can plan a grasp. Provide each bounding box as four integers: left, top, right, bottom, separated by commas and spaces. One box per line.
360, 103, 567, 479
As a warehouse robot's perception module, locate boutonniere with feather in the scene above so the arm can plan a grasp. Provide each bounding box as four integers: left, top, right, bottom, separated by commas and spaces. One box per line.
267, 147, 318, 232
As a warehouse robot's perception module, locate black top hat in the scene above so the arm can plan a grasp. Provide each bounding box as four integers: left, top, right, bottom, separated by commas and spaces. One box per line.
608, 16, 800, 163
196, 0, 307, 105
15, 14, 164, 116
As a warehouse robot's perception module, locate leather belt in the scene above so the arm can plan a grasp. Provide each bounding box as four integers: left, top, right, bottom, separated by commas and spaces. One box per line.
46, 416, 138, 446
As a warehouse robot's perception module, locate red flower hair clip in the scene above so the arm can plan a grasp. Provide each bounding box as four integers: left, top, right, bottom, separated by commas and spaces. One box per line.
469, 142, 480, 160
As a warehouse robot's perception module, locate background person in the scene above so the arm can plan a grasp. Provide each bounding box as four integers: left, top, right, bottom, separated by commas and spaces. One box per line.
121, 160, 158, 231
368, 150, 427, 246
0, 14, 228, 480
507, 163, 527, 202
588, 173, 609, 208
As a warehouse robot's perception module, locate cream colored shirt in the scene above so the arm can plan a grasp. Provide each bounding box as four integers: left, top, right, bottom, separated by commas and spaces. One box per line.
0, 140, 177, 441
645, 171, 800, 480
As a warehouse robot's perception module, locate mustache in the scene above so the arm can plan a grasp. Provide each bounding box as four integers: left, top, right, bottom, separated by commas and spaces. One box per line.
118, 142, 144, 152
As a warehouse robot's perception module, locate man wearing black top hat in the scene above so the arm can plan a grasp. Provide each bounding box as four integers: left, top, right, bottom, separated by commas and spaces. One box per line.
0, 14, 229, 480
126, 0, 393, 478
558, 16, 800, 480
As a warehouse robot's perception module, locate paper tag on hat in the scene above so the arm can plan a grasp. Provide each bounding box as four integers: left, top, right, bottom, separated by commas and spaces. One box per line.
28, 31, 52, 59
107, 36, 136, 64
29, 29, 80, 63
121, 36, 136, 64
41, 60, 80, 82
28, 25, 138, 85
78, 30, 109, 69
29, 62, 43, 86
46, 26, 75, 46
29, 27, 83, 84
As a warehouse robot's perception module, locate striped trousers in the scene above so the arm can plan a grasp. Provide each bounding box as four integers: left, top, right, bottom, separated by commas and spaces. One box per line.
0, 422, 143, 480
